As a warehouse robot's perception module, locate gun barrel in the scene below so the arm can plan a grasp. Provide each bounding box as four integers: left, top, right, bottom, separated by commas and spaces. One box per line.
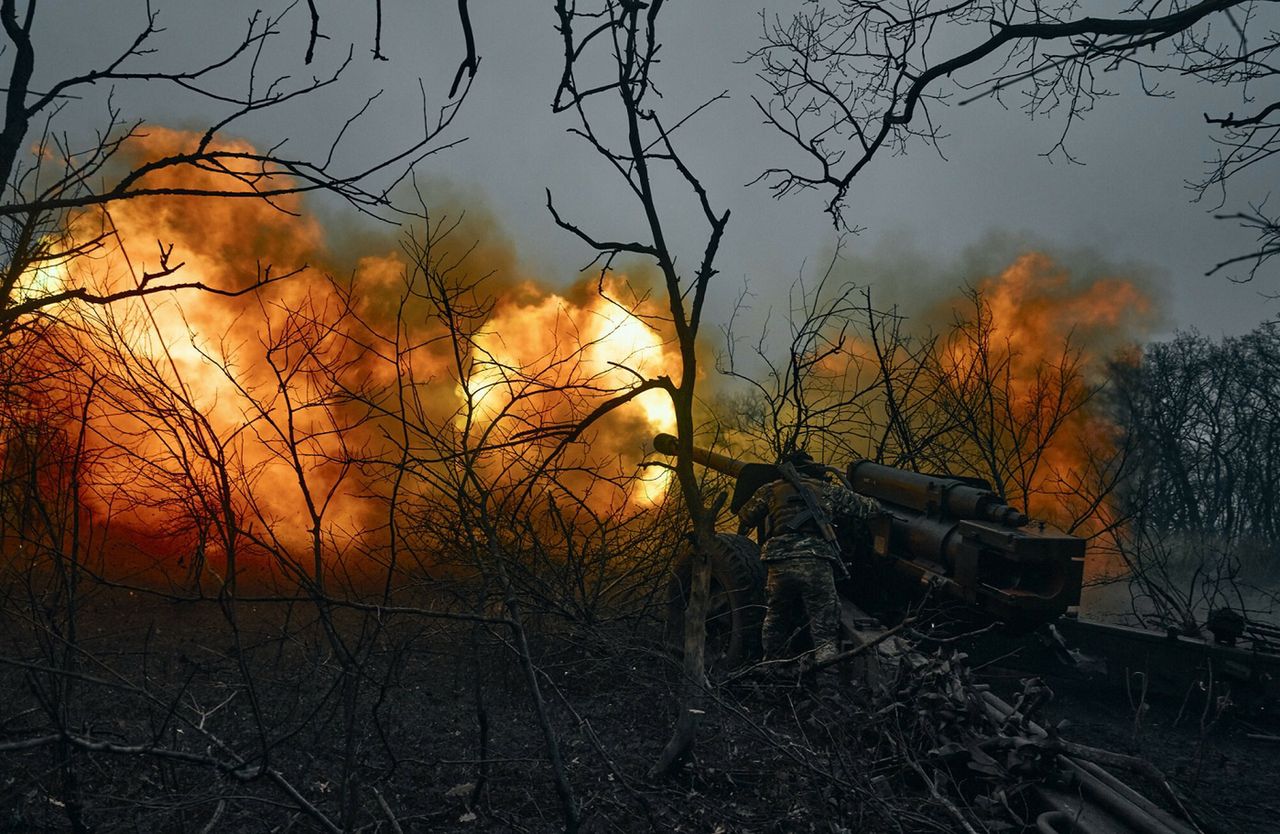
652, 433, 750, 478
847, 459, 1029, 527
653, 433, 781, 511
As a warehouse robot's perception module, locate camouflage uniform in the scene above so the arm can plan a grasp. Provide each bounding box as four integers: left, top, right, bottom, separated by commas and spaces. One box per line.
737, 475, 880, 663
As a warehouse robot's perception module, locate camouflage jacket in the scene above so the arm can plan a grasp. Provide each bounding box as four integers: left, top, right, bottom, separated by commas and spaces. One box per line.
737, 477, 881, 563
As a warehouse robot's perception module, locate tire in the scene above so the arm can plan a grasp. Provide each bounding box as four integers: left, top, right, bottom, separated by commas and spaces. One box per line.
665, 533, 767, 670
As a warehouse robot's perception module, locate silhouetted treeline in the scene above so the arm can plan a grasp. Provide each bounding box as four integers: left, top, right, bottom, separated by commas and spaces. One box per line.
1101, 323, 1280, 627
1110, 324, 1280, 544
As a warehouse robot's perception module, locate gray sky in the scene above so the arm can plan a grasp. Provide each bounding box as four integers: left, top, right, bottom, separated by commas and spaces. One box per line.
31, 1, 1280, 340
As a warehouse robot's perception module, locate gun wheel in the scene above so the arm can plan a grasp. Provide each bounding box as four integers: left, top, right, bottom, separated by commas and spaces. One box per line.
666, 533, 766, 671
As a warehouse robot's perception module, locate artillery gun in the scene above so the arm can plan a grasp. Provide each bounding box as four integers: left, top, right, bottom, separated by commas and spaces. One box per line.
656, 437, 1234, 834
655, 433, 1085, 665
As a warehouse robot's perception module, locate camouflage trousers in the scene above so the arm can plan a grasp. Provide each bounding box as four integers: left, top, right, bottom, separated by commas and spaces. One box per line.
761, 556, 839, 662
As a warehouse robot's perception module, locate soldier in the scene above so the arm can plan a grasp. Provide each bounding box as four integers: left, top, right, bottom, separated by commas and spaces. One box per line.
736, 449, 880, 666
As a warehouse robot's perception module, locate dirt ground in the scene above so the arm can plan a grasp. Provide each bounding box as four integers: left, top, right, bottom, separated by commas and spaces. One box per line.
3, 587, 1274, 833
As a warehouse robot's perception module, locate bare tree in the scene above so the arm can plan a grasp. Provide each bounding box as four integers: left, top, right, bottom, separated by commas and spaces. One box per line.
549, 0, 733, 780
752, 0, 1280, 279
922, 284, 1097, 514
0, 1, 475, 338
335, 214, 677, 832
718, 245, 884, 462
0, 329, 101, 832
366, 216, 679, 833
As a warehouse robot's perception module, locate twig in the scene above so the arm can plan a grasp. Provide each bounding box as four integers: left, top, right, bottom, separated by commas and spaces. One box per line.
906, 758, 981, 834
373, 788, 405, 834
197, 800, 226, 834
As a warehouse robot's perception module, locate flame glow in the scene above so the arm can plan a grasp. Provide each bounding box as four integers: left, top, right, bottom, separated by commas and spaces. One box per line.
941, 252, 1155, 524
6, 129, 681, 576
467, 280, 678, 506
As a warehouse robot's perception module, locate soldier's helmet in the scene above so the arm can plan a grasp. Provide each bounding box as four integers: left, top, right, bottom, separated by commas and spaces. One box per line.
780, 448, 825, 479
